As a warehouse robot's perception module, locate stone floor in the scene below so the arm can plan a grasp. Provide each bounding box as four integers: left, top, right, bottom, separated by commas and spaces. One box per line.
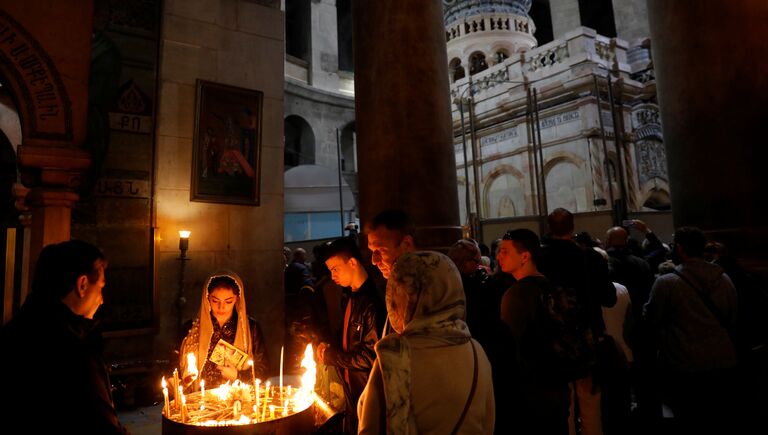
119, 404, 163, 435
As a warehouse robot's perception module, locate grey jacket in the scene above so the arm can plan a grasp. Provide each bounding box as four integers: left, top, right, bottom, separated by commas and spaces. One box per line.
643, 258, 738, 372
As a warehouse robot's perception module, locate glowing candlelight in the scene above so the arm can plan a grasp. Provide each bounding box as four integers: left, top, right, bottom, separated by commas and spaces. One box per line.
261, 381, 270, 421
180, 394, 188, 423
280, 346, 284, 405
172, 368, 180, 408
186, 352, 198, 380
200, 379, 205, 407
162, 377, 170, 417
269, 404, 275, 420
255, 378, 261, 421
178, 385, 184, 410
233, 400, 242, 420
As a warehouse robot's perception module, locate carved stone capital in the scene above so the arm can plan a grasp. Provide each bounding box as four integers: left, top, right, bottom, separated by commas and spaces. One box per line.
16, 144, 91, 190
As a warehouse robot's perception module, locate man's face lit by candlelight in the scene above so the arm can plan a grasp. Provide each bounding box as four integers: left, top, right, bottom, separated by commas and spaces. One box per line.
81, 261, 106, 319
367, 227, 414, 279
496, 239, 527, 275
325, 255, 356, 288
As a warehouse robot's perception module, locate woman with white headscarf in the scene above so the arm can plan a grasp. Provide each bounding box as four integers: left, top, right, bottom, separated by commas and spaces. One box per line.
179, 270, 268, 389
358, 252, 495, 434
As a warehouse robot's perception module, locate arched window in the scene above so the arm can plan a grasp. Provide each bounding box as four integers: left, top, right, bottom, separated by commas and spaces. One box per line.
449, 58, 465, 82
284, 115, 315, 169
495, 50, 509, 64
469, 52, 488, 75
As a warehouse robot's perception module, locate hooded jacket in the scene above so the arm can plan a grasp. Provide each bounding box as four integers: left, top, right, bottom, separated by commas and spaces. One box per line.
644, 258, 738, 372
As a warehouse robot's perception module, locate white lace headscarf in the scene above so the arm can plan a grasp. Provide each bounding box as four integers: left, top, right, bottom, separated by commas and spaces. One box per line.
180, 270, 253, 377
374, 251, 471, 435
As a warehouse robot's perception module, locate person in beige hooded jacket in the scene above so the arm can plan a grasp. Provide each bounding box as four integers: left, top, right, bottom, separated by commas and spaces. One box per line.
358, 252, 495, 434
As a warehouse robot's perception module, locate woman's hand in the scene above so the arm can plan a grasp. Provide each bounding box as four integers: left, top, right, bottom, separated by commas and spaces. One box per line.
218, 361, 238, 382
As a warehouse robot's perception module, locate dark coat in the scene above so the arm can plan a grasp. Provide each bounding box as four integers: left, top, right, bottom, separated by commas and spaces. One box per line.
539, 237, 617, 336
0, 293, 129, 434
322, 277, 384, 421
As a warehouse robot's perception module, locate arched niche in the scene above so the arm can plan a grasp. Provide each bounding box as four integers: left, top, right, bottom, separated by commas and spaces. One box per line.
483, 164, 526, 218
544, 154, 588, 213
284, 115, 315, 169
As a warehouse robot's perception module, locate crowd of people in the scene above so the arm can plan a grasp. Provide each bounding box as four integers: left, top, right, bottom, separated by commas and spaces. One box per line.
2, 208, 765, 434
283, 208, 767, 435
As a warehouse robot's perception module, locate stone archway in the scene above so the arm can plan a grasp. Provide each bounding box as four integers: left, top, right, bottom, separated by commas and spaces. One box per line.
0, 3, 94, 289
0, 10, 75, 145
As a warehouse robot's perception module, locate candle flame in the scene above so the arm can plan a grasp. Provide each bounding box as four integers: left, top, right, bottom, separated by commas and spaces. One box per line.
186, 353, 198, 379
162, 344, 319, 426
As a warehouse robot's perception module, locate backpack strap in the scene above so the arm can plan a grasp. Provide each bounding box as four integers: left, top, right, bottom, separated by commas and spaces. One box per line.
672, 270, 734, 335
451, 340, 479, 435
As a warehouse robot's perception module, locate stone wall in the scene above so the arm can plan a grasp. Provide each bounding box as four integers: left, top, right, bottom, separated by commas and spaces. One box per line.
154, 0, 285, 372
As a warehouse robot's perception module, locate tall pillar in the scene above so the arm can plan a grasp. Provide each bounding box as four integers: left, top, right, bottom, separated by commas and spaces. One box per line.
16, 146, 91, 269
353, 0, 461, 250
647, 0, 768, 272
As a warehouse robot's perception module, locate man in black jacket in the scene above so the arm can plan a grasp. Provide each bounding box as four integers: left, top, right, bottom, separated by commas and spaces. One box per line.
317, 237, 385, 434
0, 240, 129, 434
538, 208, 616, 435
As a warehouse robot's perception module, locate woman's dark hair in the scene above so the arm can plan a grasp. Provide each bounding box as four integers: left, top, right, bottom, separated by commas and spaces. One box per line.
207, 276, 240, 295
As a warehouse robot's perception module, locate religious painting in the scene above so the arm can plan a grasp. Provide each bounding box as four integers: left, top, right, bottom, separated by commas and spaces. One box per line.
191, 80, 263, 205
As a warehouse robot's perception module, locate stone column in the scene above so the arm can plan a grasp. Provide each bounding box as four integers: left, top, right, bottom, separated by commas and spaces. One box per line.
647, 0, 768, 272
16, 145, 91, 271
352, 0, 461, 250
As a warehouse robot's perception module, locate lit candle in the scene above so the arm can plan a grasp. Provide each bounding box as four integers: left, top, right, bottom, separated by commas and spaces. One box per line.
186, 353, 198, 382
180, 394, 188, 423
172, 368, 180, 409
280, 346, 284, 405
248, 360, 257, 401
200, 379, 205, 407
178, 385, 184, 412
269, 404, 275, 420
233, 400, 241, 420
261, 381, 270, 421
162, 377, 170, 417
255, 378, 261, 421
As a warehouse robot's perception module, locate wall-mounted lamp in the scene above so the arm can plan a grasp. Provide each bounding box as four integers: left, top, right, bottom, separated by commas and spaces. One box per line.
179, 230, 191, 257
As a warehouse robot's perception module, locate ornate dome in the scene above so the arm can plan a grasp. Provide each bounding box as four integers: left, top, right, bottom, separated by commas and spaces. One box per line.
444, 0, 532, 25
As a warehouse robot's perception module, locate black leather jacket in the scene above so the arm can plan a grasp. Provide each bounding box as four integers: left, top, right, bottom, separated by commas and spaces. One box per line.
322, 277, 385, 405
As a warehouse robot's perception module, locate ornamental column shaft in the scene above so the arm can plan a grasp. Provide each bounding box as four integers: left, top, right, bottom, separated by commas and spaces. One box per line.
353, 0, 462, 250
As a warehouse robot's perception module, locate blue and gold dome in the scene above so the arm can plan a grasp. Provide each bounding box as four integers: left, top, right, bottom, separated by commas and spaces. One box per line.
444, 0, 533, 25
